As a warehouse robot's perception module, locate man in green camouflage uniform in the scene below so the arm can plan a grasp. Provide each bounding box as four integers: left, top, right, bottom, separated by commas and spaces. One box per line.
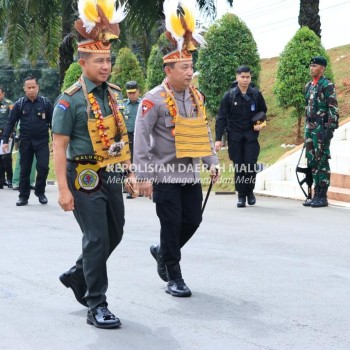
304, 56, 338, 208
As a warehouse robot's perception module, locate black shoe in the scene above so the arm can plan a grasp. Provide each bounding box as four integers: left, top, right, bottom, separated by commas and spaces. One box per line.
166, 278, 192, 297
0, 185, 3, 189
37, 194, 48, 204
7, 183, 12, 189
16, 198, 28, 206
126, 194, 134, 199
165, 263, 192, 297
302, 198, 312, 207
247, 193, 256, 205
237, 196, 246, 208
30, 185, 35, 190
150, 244, 167, 282
311, 187, 328, 208
87, 303, 121, 329
59, 273, 88, 307
311, 197, 328, 208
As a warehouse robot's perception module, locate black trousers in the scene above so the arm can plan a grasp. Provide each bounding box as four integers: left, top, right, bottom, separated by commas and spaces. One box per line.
0, 154, 13, 185
19, 140, 49, 199
229, 137, 260, 196
153, 183, 203, 266
67, 165, 124, 309
0, 135, 13, 185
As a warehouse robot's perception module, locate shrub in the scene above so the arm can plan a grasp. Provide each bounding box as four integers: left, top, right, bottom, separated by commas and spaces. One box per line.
274, 26, 333, 117
61, 62, 82, 92
145, 34, 169, 91
110, 47, 145, 95
197, 13, 260, 115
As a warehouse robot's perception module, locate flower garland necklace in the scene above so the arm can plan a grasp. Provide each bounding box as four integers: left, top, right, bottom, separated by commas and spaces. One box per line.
162, 79, 207, 124
88, 92, 111, 147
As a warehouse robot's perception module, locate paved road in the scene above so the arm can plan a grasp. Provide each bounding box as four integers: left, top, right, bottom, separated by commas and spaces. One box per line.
1, 185, 350, 350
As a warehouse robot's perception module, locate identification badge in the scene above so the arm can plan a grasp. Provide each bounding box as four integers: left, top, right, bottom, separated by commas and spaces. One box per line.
251, 103, 256, 112
42, 112, 46, 120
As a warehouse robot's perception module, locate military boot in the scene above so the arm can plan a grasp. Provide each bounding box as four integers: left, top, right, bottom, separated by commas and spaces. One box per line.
165, 263, 191, 297
311, 186, 328, 208
303, 186, 320, 207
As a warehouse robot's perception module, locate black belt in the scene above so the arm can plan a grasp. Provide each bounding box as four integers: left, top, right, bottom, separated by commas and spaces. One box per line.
66, 159, 110, 172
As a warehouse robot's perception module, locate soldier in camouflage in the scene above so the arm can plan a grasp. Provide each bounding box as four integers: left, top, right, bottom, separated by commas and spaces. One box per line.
303, 56, 339, 208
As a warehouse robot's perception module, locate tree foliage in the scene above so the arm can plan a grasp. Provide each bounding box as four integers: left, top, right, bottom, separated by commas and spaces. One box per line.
61, 62, 82, 92
145, 34, 170, 91
0, 0, 61, 67
274, 26, 332, 117
110, 47, 146, 95
196, 13, 260, 115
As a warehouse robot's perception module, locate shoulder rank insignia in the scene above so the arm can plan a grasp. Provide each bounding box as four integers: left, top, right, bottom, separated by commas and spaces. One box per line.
64, 82, 82, 96
107, 82, 121, 91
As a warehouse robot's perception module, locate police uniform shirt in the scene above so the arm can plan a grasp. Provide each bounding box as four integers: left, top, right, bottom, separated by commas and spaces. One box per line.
133, 85, 218, 183
2, 96, 52, 144
123, 98, 141, 133
52, 77, 123, 159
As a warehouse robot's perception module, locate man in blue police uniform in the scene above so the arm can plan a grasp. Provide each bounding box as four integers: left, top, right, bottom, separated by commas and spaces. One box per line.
2, 76, 53, 206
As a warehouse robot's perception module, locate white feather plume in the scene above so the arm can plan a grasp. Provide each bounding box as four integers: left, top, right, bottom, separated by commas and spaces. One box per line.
78, 0, 98, 34
111, 0, 128, 24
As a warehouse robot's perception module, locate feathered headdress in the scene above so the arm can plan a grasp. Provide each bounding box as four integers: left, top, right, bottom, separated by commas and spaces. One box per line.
75, 0, 128, 53
163, 0, 206, 63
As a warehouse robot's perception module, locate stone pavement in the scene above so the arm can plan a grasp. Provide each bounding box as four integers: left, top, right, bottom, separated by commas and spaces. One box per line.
0, 185, 350, 350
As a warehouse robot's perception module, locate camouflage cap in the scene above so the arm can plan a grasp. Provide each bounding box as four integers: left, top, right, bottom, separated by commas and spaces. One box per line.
310, 56, 327, 67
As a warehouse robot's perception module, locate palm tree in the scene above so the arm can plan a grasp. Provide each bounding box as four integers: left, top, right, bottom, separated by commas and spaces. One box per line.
298, 0, 321, 38
0, 0, 61, 66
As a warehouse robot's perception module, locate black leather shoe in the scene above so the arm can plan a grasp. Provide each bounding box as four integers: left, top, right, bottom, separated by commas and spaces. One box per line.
59, 273, 88, 307
237, 196, 246, 208
126, 194, 134, 199
0, 184, 3, 189
150, 244, 167, 282
247, 193, 256, 205
87, 303, 121, 329
30, 185, 35, 190
166, 279, 192, 297
165, 263, 192, 297
16, 198, 28, 206
37, 194, 48, 204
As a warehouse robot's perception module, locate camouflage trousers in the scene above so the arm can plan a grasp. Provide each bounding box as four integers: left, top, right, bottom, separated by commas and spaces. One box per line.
305, 125, 331, 188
